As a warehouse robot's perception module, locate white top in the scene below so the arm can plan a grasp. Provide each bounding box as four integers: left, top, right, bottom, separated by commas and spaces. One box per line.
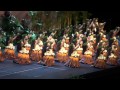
113, 37, 116, 40
109, 53, 117, 58
76, 47, 83, 51
6, 43, 15, 50
24, 42, 31, 47
71, 51, 79, 57
0, 47, 1, 50
48, 38, 55, 43
103, 35, 106, 38
87, 43, 90, 47
59, 47, 67, 53
19, 48, 29, 54
38, 41, 43, 46
90, 35, 94, 40
66, 37, 69, 39
84, 50, 92, 55
103, 50, 107, 53
44, 49, 55, 56
33, 44, 42, 51
98, 55, 106, 60
64, 43, 69, 47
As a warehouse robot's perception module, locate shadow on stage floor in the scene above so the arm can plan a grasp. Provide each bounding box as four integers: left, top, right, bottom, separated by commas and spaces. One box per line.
0, 60, 120, 79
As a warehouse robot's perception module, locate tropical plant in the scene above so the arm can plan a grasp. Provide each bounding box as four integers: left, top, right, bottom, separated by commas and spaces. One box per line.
28, 11, 92, 33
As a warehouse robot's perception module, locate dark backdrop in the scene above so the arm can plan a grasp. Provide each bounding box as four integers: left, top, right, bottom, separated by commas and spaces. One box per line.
90, 12, 120, 32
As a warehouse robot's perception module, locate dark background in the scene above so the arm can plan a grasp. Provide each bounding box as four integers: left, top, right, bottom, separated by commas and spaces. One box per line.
0, 11, 119, 34
90, 12, 120, 31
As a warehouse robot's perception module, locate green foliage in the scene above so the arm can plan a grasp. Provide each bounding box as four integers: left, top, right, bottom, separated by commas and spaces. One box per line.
83, 42, 87, 46
0, 11, 92, 47
43, 36, 48, 42
43, 41, 47, 45
2, 16, 21, 36
28, 11, 92, 32
73, 38, 77, 44
0, 35, 6, 49
28, 11, 42, 32
29, 33, 36, 44
57, 40, 61, 45
69, 43, 74, 48
110, 38, 114, 40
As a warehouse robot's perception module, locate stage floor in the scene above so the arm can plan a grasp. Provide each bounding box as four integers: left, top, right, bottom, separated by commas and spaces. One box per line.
0, 59, 119, 79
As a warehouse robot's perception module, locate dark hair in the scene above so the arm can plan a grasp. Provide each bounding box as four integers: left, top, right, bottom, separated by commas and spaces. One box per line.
23, 46, 26, 48
100, 51, 103, 54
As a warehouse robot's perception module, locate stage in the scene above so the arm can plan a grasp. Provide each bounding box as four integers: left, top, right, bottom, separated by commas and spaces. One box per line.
0, 59, 120, 79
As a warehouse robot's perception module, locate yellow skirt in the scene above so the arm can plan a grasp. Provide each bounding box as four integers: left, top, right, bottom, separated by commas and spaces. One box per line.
0, 51, 4, 62
30, 50, 42, 61
0, 51, 2, 56
83, 55, 94, 65
77, 50, 82, 55
94, 59, 106, 69
4, 49, 15, 60
16, 53, 31, 64
57, 52, 68, 63
107, 58, 118, 66
44, 55, 54, 66
114, 50, 119, 57
65, 56, 80, 68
